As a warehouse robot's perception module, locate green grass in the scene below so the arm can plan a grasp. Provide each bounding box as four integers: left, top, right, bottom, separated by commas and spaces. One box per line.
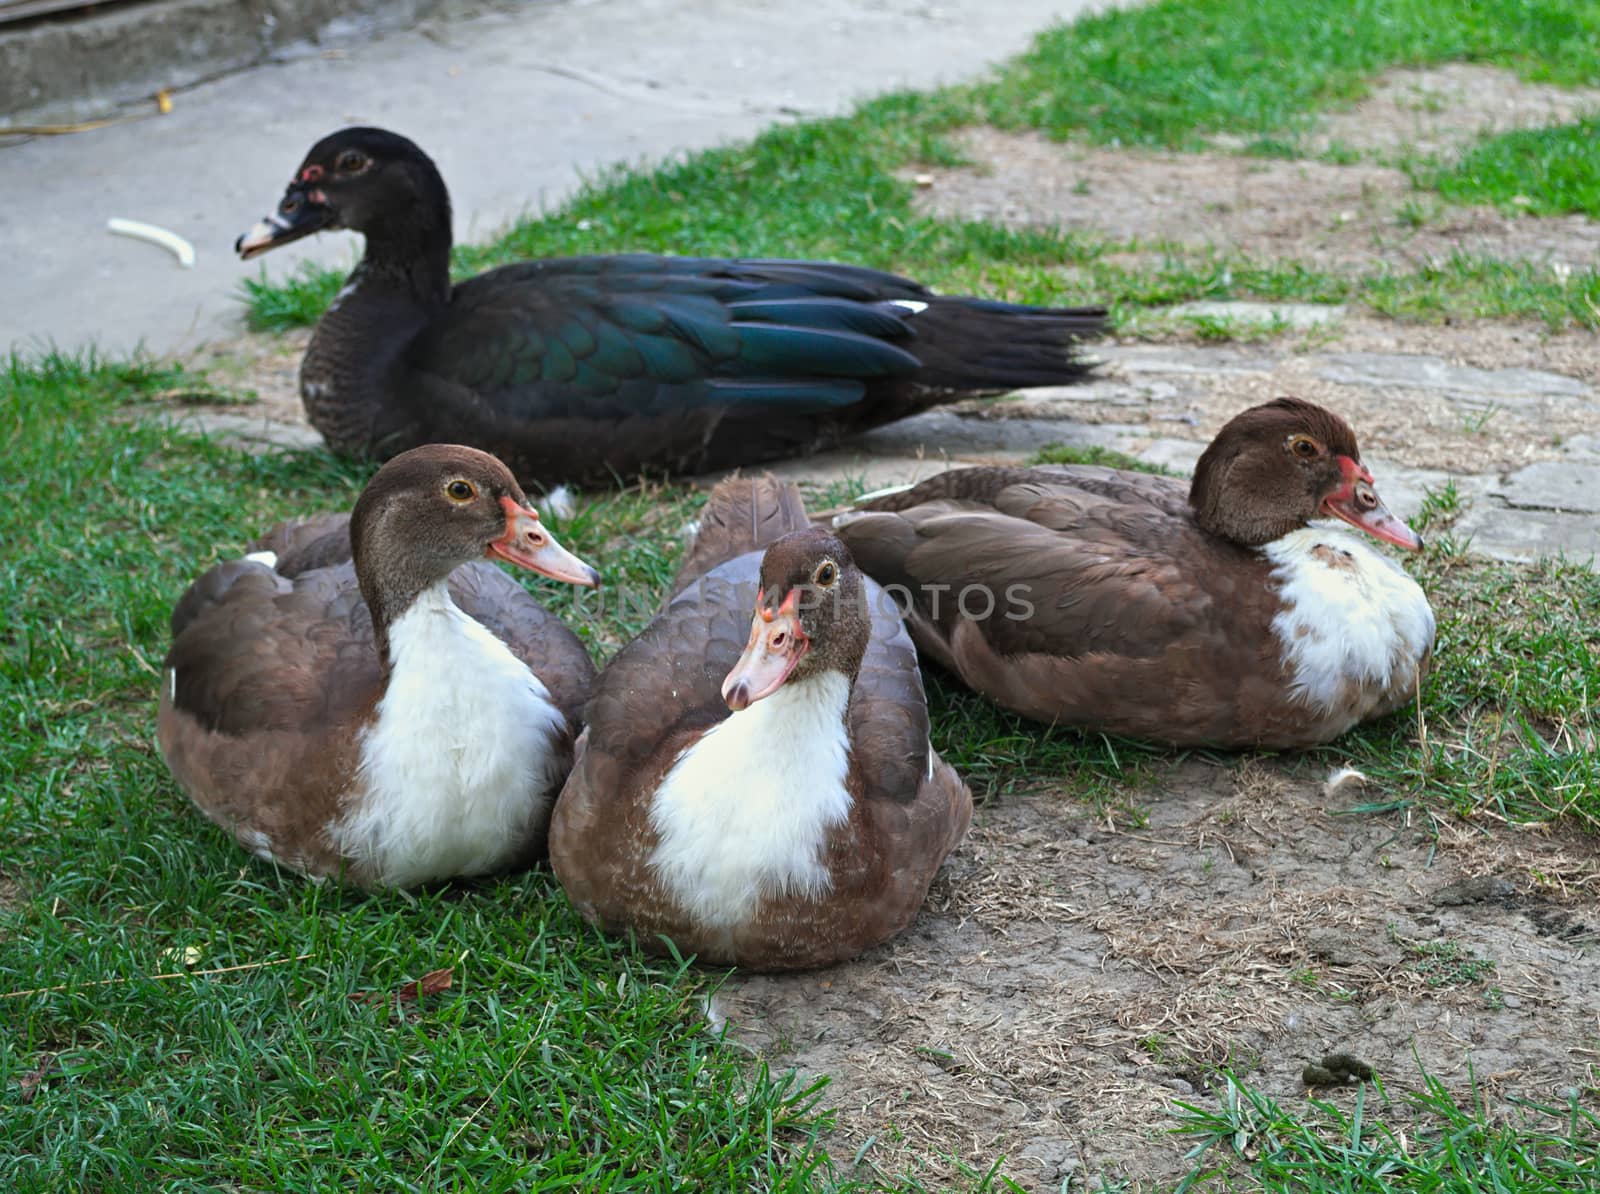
1028, 442, 1174, 475
978, 0, 1600, 150
1306, 546, 1600, 831
1174, 1070, 1600, 1192
1433, 118, 1600, 218
240, 0, 1600, 338
1365, 252, 1600, 326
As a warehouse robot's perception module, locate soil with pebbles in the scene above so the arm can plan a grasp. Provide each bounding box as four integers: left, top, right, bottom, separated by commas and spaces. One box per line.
718, 759, 1600, 1189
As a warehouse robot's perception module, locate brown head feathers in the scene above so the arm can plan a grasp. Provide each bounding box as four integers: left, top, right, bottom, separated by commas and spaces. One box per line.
1189, 397, 1366, 546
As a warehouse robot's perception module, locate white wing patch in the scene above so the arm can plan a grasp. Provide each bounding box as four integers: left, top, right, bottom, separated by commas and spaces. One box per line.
242, 550, 278, 569
538, 485, 577, 521
889, 300, 929, 314
239, 828, 282, 866
649, 671, 853, 929
846, 480, 916, 508
1263, 525, 1435, 720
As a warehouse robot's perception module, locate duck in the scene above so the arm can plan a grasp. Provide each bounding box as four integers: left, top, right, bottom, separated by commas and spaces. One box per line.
235, 126, 1107, 490
548, 476, 972, 970
158, 444, 600, 888
828, 398, 1436, 750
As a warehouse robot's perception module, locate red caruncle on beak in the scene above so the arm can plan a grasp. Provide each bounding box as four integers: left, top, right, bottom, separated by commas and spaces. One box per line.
1321, 455, 1423, 551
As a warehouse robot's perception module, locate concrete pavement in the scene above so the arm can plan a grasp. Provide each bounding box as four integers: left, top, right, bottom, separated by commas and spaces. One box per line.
1, 0, 1105, 356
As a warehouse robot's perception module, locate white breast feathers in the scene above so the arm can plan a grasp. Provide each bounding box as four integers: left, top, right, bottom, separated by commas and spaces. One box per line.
333, 581, 567, 887
1263, 525, 1436, 717
648, 671, 854, 929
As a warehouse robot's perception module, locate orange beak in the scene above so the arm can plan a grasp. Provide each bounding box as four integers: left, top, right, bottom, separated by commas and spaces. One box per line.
722, 590, 808, 711
487, 496, 600, 586
1322, 456, 1422, 551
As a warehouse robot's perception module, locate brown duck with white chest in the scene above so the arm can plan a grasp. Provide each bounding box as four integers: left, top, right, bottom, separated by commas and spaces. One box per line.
158, 445, 599, 887
549, 477, 972, 970
831, 398, 1436, 749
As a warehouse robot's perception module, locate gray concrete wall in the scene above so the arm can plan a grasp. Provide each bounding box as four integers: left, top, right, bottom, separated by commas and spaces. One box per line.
2, 0, 446, 121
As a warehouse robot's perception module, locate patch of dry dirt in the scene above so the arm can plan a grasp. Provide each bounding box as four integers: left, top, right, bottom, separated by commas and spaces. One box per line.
719, 760, 1600, 1190
187, 328, 310, 425
910, 126, 1600, 272
1308, 316, 1600, 388
1306, 63, 1600, 161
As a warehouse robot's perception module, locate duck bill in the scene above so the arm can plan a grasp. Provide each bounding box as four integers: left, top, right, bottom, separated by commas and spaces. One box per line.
236, 192, 335, 260
722, 597, 808, 712
487, 497, 600, 587
1323, 458, 1422, 551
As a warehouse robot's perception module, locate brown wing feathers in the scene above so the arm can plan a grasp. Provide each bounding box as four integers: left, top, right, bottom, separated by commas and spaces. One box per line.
669, 473, 810, 598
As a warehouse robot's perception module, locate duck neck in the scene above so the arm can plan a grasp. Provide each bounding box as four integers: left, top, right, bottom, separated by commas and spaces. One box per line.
739, 669, 852, 745
299, 213, 451, 454
371, 579, 469, 676
356, 537, 453, 670
1189, 464, 1303, 546
706, 668, 857, 810
352, 213, 453, 311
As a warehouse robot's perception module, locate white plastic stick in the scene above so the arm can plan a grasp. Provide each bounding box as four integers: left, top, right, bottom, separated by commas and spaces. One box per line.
106, 217, 196, 268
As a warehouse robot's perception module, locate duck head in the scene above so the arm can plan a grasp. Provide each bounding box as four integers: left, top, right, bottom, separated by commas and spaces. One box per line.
722, 528, 872, 712
1189, 397, 1422, 551
236, 127, 449, 260
351, 445, 597, 653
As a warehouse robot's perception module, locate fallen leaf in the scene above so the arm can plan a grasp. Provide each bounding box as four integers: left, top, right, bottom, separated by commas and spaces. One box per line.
17, 1053, 58, 1103
351, 967, 453, 1005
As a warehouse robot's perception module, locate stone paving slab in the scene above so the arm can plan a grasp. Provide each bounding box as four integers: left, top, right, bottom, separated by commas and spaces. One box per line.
150, 349, 1599, 566
1316, 351, 1596, 408
1454, 505, 1598, 565
151, 408, 327, 452
1493, 461, 1600, 514
1168, 300, 1348, 329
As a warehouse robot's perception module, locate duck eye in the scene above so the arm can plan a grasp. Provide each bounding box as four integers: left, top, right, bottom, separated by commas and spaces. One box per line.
1289, 435, 1320, 458
814, 560, 838, 587
445, 479, 475, 502
337, 150, 368, 173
